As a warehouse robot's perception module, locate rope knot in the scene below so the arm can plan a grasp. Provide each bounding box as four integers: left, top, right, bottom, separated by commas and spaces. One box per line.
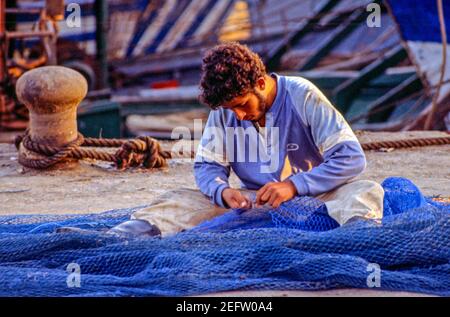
114, 136, 170, 170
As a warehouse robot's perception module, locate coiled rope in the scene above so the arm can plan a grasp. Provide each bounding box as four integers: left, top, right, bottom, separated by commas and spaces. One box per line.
15, 131, 173, 169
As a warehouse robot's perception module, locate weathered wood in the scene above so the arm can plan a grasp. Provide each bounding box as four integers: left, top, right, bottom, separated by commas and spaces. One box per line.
352, 120, 410, 132
120, 103, 204, 117
403, 92, 450, 130
112, 85, 200, 104
315, 52, 380, 71
367, 74, 422, 123
285, 70, 359, 90
286, 67, 414, 95
298, 7, 368, 71
332, 45, 407, 114
265, 0, 339, 71
113, 48, 203, 79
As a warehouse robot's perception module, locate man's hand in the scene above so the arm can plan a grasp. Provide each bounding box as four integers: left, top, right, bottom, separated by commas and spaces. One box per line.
222, 188, 252, 209
256, 180, 297, 208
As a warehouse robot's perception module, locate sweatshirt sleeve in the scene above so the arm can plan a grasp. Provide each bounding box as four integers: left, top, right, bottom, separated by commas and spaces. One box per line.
289, 80, 366, 196
194, 110, 231, 207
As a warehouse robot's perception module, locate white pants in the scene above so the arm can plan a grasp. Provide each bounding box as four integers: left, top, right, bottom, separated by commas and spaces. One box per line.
132, 180, 384, 236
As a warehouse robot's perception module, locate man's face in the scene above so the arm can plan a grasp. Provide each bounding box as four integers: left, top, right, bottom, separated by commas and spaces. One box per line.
222, 89, 267, 122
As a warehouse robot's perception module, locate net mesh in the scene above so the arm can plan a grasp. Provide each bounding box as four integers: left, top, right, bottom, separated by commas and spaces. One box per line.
0, 177, 448, 296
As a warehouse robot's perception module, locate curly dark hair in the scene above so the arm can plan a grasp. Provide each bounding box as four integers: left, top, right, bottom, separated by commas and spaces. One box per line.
199, 42, 267, 109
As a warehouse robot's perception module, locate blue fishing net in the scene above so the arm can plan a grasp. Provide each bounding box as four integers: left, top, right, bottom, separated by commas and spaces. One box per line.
0, 177, 448, 296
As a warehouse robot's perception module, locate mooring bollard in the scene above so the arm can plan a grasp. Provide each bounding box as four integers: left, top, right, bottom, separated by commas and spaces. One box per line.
16, 66, 88, 168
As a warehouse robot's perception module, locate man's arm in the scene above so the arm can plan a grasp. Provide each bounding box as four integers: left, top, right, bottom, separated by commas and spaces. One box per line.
289, 142, 366, 196
194, 161, 230, 207
289, 82, 366, 196
194, 110, 231, 207
194, 110, 254, 209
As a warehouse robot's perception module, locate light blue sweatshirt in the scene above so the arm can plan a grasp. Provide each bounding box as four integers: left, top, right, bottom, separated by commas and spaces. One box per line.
194, 74, 366, 208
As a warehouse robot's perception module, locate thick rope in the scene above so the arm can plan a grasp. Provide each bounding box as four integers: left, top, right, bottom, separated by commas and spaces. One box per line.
360, 136, 450, 151
14, 131, 450, 169
15, 132, 172, 169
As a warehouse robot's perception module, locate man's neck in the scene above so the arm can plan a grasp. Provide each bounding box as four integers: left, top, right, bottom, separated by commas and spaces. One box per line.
258, 74, 278, 127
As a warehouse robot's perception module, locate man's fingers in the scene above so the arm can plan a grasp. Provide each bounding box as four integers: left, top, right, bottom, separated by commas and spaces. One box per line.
255, 186, 267, 205
268, 191, 279, 207
261, 187, 274, 204
272, 197, 284, 208
243, 195, 252, 209
228, 198, 241, 209
233, 192, 251, 209
239, 194, 253, 209
256, 183, 271, 205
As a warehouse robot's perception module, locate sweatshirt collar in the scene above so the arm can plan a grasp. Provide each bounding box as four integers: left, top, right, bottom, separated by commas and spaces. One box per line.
266, 73, 285, 118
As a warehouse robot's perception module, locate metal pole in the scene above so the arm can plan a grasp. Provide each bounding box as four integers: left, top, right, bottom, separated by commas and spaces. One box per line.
0, 1, 5, 85
6, 0, 17, 57
0, 1, 6, 126
95, 0, 109, 89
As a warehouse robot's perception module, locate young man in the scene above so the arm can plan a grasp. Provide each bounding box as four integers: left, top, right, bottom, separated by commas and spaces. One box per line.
133, 42, 384, 236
